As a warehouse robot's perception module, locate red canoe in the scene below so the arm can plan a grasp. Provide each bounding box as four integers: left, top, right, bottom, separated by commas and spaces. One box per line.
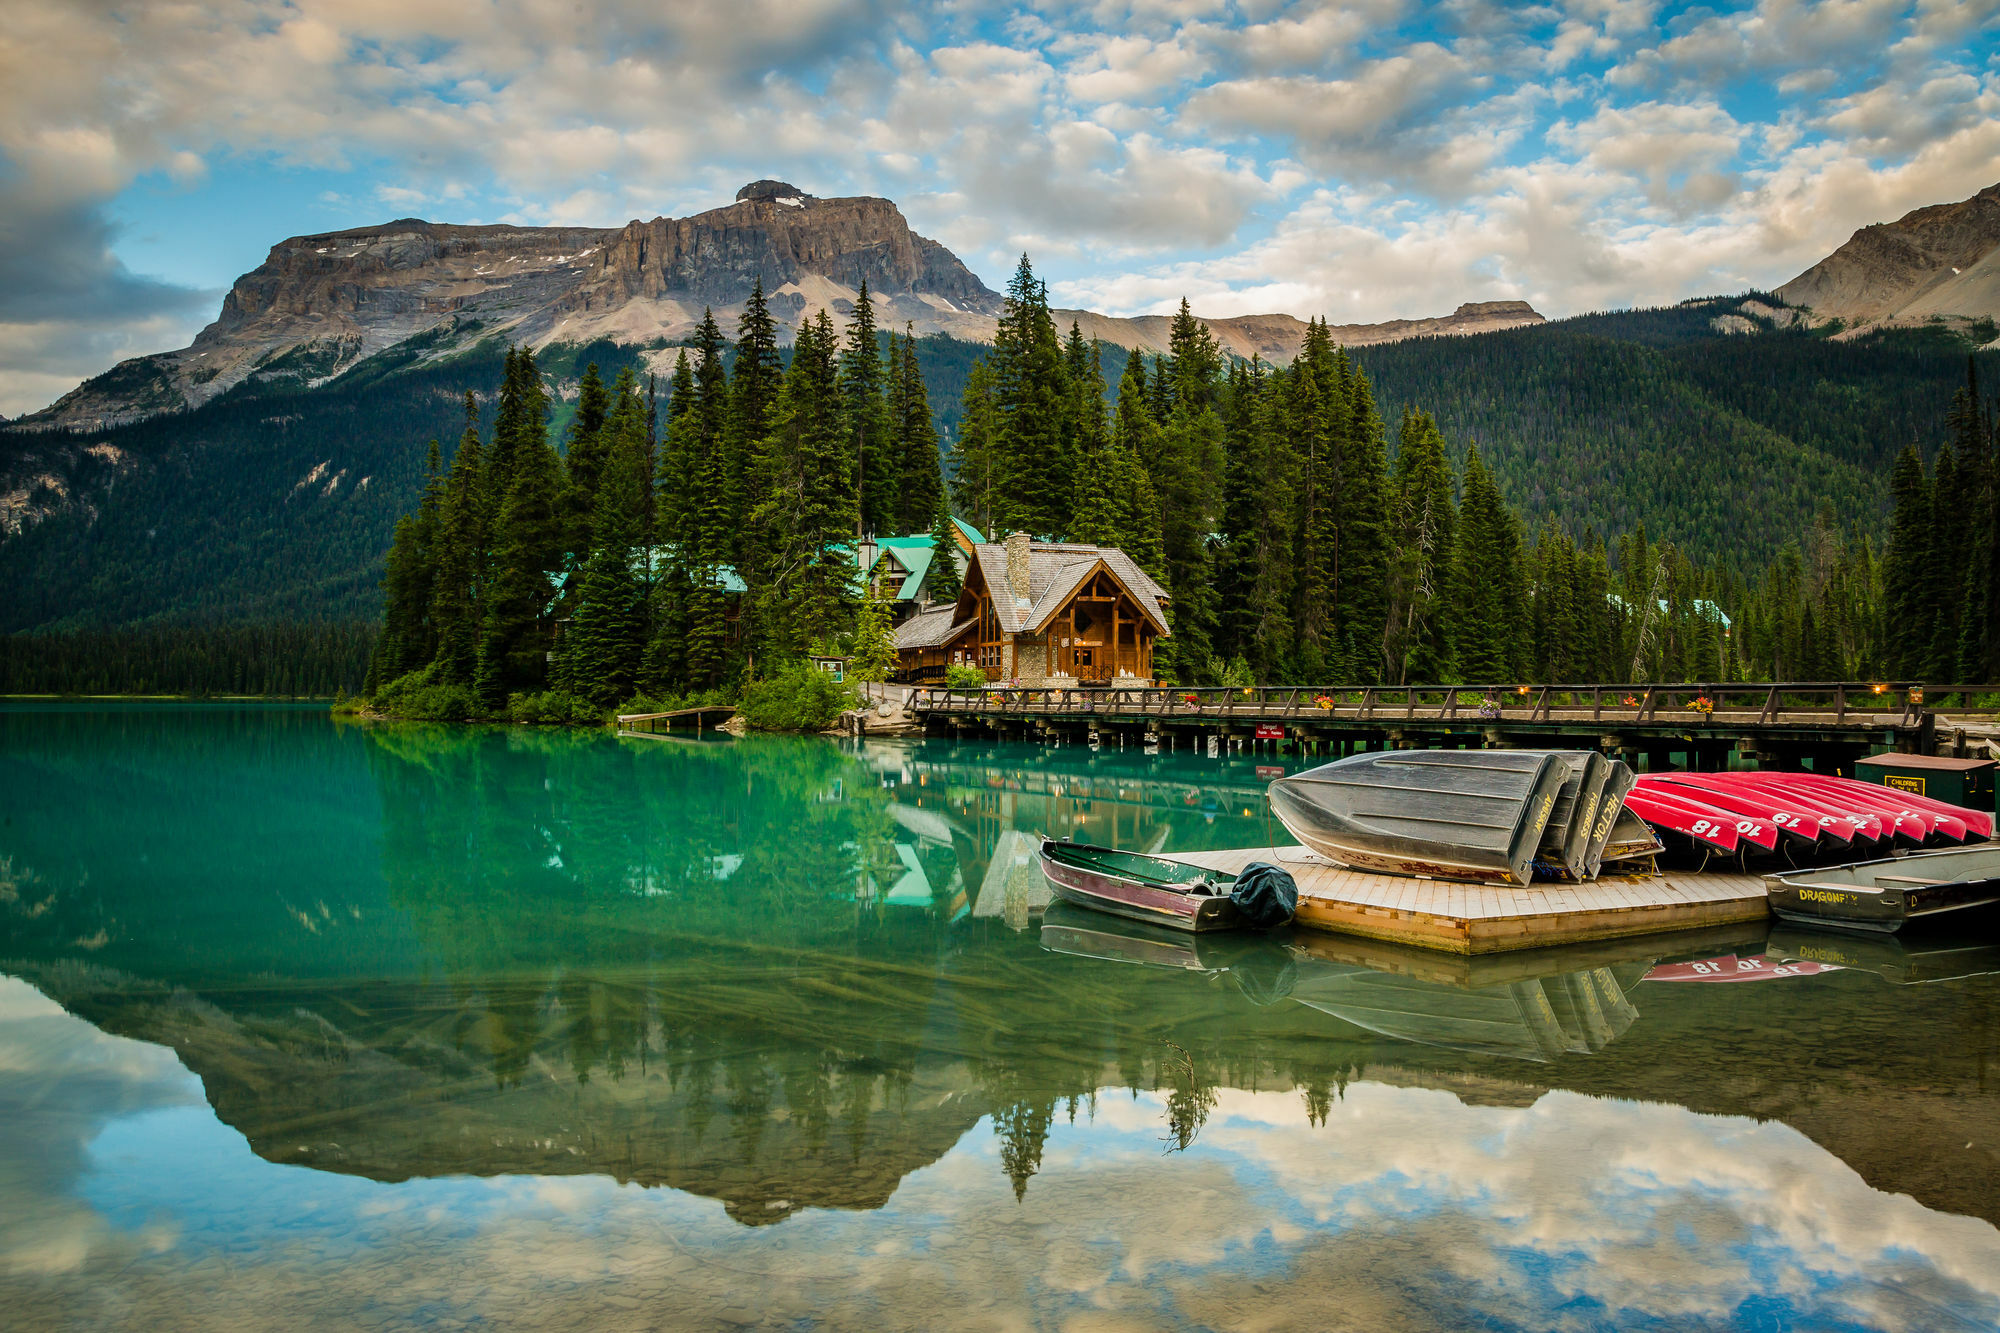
1622, 788, 1742, 853
1778, 774, 1972, 843
1627, 784, 1778, 851
1638, 775, 1827, 849
1704, 774, 1884, 843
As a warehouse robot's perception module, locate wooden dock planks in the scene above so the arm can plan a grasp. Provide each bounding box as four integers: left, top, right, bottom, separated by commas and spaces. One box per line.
1161, 845, 1769, 955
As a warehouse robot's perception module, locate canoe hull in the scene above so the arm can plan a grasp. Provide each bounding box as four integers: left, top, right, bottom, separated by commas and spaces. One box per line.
1038, 841, 1245, 933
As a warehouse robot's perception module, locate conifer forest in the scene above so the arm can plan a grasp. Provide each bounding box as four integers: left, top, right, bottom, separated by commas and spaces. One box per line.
335, 256, 2000, 717
3, 256, 2000, 704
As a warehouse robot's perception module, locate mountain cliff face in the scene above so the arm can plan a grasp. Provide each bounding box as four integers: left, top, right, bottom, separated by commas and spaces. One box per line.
1776, 182, 2000, 336
12, 180, 1543, 433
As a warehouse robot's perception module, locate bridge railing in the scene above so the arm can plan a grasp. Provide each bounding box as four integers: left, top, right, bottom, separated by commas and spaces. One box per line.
906, 682, 2000, 727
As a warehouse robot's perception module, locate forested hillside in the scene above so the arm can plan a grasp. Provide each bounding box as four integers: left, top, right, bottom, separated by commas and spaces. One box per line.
0, 285, 1993, 663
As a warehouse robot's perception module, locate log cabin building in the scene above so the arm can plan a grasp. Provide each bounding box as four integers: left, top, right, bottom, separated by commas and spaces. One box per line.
893, 532, 1171, 685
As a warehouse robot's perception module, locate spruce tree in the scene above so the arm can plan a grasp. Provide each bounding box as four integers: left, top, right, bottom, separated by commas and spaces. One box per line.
849, 588, 897, 683
730, 279, 787, 569
563, 362, 615, 560
754, 311, 858, 658
1291, 322, 1339, 678
684, 311, 734, 687
475, 352, 564, 706
840, 280, 892, 537
559, 387, 653, 707
643, 356, 694, 689
430, 393, 487, 685
1451, 444, 1527, 683
949, 359, 1000, 538
890, 325, 944, 534
1331, 350, 1392, 680
990, 255, 1072, 537
1383, 408, 1456, 684
1882, 442, 1933, 678
926, 497, 963, 603
366, 437, 443, 693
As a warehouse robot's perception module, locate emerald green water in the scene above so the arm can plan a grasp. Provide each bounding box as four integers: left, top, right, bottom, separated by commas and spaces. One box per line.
3, 703, 1999, 1331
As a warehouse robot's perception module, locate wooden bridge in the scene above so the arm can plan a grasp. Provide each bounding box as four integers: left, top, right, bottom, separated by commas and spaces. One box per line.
617, 704, 738, 736
906, 681, 2000, 769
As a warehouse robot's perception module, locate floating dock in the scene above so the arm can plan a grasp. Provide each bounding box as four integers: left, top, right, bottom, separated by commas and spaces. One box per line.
1161, 845, 1770, 954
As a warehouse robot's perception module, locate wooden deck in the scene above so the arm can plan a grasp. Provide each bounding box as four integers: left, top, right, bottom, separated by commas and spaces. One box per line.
1161, 845, 1770, 955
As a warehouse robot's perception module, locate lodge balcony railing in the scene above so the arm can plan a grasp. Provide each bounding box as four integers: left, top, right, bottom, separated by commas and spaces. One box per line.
904, 682, 2000, 729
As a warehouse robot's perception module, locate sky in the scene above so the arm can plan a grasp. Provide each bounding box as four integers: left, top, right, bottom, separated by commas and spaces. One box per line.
2, 0, 1999, 417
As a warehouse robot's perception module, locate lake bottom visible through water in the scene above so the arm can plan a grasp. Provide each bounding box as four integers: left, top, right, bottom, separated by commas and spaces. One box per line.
1, 702, 1997, 1331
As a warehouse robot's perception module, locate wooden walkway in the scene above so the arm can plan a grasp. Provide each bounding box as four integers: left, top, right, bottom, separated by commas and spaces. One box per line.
1162, 845, 1770, 955
617, 705, 737, 735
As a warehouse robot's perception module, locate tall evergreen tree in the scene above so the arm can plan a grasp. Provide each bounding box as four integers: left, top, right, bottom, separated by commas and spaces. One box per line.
563, 362, 615, 560
755, 311, 858, 658
1882, 441, 1933, 678
366, 437, 443, 692
926, 497, 963, 604
990, 255, 1072, 537
475, 351, 565, 707
644, 355, 696, 689
730, 279, 786, 568
684, 311, 734, 687
1451, 444, 1528, 682
430, 393, 488, 685
1383, 408, 1456, 683
558, 383, 653, 706
1331, 350, 1392, 680
949, 359, 1000, 538
890, 324, 945, 534
840, 280, 893, 537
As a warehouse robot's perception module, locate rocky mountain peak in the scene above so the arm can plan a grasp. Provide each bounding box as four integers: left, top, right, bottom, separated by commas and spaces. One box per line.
1775, 180, 2000, 335
736, 180, 811, 203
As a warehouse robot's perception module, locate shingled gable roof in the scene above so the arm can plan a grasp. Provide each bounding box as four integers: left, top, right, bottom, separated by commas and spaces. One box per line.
967, 540, 1172, 637
894, 602, 976, 650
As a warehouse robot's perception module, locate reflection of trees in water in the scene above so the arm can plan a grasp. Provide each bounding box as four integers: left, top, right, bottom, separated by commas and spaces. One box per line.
1159, 1042, 1218, 1153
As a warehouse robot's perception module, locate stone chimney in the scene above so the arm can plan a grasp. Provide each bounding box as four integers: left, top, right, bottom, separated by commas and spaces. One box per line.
1004, 531, 1033, 600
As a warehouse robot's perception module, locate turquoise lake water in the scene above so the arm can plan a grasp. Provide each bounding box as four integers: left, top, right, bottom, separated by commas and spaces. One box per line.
2, 702, 1998, 1331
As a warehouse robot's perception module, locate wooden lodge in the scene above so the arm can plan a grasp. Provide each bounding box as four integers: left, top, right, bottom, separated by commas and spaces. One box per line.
893, 532, 1172, 686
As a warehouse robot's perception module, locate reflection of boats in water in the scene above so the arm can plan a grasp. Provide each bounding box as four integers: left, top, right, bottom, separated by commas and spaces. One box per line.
1763, 926, 2000, 985
1642, 953, 1843, 982
1037, 904, 1748, 1062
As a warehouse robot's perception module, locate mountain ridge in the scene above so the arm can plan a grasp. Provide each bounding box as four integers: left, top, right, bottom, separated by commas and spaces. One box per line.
13, 181, 1545, 433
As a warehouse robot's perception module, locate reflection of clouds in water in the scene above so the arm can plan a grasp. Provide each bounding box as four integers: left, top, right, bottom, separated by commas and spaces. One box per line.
3, 976, 1998, 1332
0, 977, 197, 1278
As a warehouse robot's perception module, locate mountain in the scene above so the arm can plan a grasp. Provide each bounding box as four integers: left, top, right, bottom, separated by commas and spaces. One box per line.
1776, 182, 2000, 337
13, 179, 1543, 433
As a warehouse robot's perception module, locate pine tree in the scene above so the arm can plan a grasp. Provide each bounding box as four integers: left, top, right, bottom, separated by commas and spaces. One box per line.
1383, 408, 1456, 684
926, 497, 963, 603
643, 356, 697, 690
840, 280, 892, 537
366, 437, 443, 692
730, 279, 787, 569
1451, 444, 1528, 682
755, 311, 858, 658
558, 386, 653, 706
430, 393, 487, 685
1331, 350, 1392, 680
890, 325, 944, 534
1291, 322, 1338, 679
949, 359, 1000, 538
849, 587, 897, 683
990, 255, 1072, 537
563, 362, 615, 560
684, 311, 734, 687
1882, 442, 1933, 678
475, 356, 564, 707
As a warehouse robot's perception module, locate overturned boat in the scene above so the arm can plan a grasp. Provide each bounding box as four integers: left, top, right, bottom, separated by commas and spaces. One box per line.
1266, 750, 1575, 886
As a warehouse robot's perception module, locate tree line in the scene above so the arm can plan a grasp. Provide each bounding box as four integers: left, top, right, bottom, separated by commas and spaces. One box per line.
364, 280, 950, 714
0, 621, 375, 697
362, 255, 2000, 709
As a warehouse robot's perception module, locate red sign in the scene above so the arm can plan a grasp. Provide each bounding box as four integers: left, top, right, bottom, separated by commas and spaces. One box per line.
1254, 724, 1284, 739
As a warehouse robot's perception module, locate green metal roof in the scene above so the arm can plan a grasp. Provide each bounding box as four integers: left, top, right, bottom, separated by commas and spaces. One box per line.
953, 517, 986, 545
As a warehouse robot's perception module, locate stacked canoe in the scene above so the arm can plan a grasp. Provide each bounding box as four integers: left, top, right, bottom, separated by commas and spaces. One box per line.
1626, 770, 1993, 864
1264, 750, 1993, 887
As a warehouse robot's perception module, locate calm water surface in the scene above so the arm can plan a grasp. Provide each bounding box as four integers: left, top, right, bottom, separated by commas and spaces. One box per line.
3, 702, 1998, 1331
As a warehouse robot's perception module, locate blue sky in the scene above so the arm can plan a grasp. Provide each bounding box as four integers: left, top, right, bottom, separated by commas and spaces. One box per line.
3, 0, 1999, 414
